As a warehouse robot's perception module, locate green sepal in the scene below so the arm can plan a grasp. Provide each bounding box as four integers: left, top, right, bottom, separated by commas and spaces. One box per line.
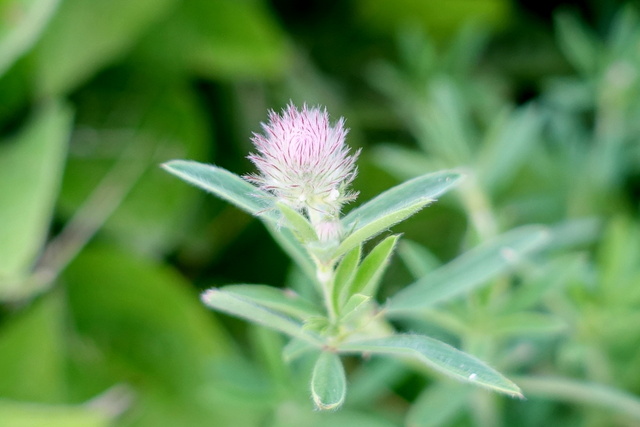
276, 201, 318, 243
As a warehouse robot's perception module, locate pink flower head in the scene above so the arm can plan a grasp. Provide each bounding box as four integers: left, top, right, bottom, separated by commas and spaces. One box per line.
246, 103, 360, 216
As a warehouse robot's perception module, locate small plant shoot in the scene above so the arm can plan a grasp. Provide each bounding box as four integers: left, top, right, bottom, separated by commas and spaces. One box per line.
163, 103, 544, 410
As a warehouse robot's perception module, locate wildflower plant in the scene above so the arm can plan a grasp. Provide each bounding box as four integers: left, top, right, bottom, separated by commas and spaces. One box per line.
162, 103, 545, 410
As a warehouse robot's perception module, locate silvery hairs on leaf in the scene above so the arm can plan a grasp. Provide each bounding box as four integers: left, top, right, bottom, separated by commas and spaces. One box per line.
245, 103, 360, 222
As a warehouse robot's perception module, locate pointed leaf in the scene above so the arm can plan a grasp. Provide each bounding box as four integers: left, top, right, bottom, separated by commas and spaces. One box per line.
387, 226, 549, 314
276, 201, 317, 242
344, 235, 399, 302
216, 285, 323, 321
162, 160, 276, 220
311, 352, 347, 410
0, 101, 72, 286
398, 239, 441, 279
332, 245, 361, 311
555, 13, 600, 74
201, 288, 323, 346
340, 294, 372, 324
340, 334, 522, 397
0, 0, 60, 76
338, 171, 462, 257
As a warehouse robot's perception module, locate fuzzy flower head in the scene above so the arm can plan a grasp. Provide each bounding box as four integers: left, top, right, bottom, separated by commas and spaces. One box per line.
246, 103, 360, 216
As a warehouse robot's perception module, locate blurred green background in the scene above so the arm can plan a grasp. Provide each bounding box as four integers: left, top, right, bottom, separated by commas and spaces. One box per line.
1, 0, 640, 426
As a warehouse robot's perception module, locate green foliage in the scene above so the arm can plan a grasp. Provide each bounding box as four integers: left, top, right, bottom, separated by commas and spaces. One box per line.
1, 1, 640, 425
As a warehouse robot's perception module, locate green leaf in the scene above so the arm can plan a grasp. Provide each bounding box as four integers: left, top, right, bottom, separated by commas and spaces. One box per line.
162, 160, 276, 220
137, 0, 290, 79
477, 104, 542, 194
202, 288, 323, 346
215, 285, 323, 321
397, 239, 441, 279
555, 13, 600, 75
406, 382, 471, 427
343, 235, 399, 302
59, 79, 210, 256
276, 201, 318, 243
0, 101, 72, 287
0, 293, 65, 402
0, 0, 60, 76
513, 376, 640, 421
0, 400, 111, 427
490, 312, 567, 338
387, 226, 549, 314
63, 245, 232, 390
338, 171, 462, 257
311, 352, 347, 410
34, 0, 176, 95
332, 245, 361, 311
339, 334, 522, 397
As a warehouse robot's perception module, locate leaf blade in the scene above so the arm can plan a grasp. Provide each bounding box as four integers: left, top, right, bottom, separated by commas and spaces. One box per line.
337, 171, 462, 256
387, 226, 549, 314
311, 352, 347, 410
340, 334, 522, 397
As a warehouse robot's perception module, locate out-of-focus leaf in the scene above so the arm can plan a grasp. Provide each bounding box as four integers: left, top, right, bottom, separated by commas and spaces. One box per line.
213, 285, 323, 321
59, 78, 209, 256
340, 334, 522, 397
0, 0, 60, 76
406, 382, 470, 427
387, 226, 549, 314
477, 104, 542, 194
0, 400, 110, 427
311, 352, 347, 411
63, 245, 232, 391
0, 293, 65, 402
356, 0, 510, 39
0, 101, 72, 289
397, 239, 441, 279
202, 288, 324, 346
338, 171, 462, 257
34, 0, 176, 95
555, 13, 600, 75
490, 312, 567, 338
137, 0, 289, 78
514, 376, 640, 421
371, 144, 439, 181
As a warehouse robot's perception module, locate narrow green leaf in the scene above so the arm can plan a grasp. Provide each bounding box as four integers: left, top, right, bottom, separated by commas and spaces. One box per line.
161, 160, 276, 220
311, 352, 347, 410
0, 0, 60, 76
513, 376, 640, 421
338, 171, 462, 257
491, 312, 567, 338
555, 13, 600, 74
339, 334, 522, 398
387, 226, 549, 314
0, 101, 72, 285
344, 235, 399, 302
398, 239, 441, 279
332, 245, 361, 311
202, 288, 323, 346
216, 285, 323, 321
276, 201, 317, 242
406, 382, 471, 427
